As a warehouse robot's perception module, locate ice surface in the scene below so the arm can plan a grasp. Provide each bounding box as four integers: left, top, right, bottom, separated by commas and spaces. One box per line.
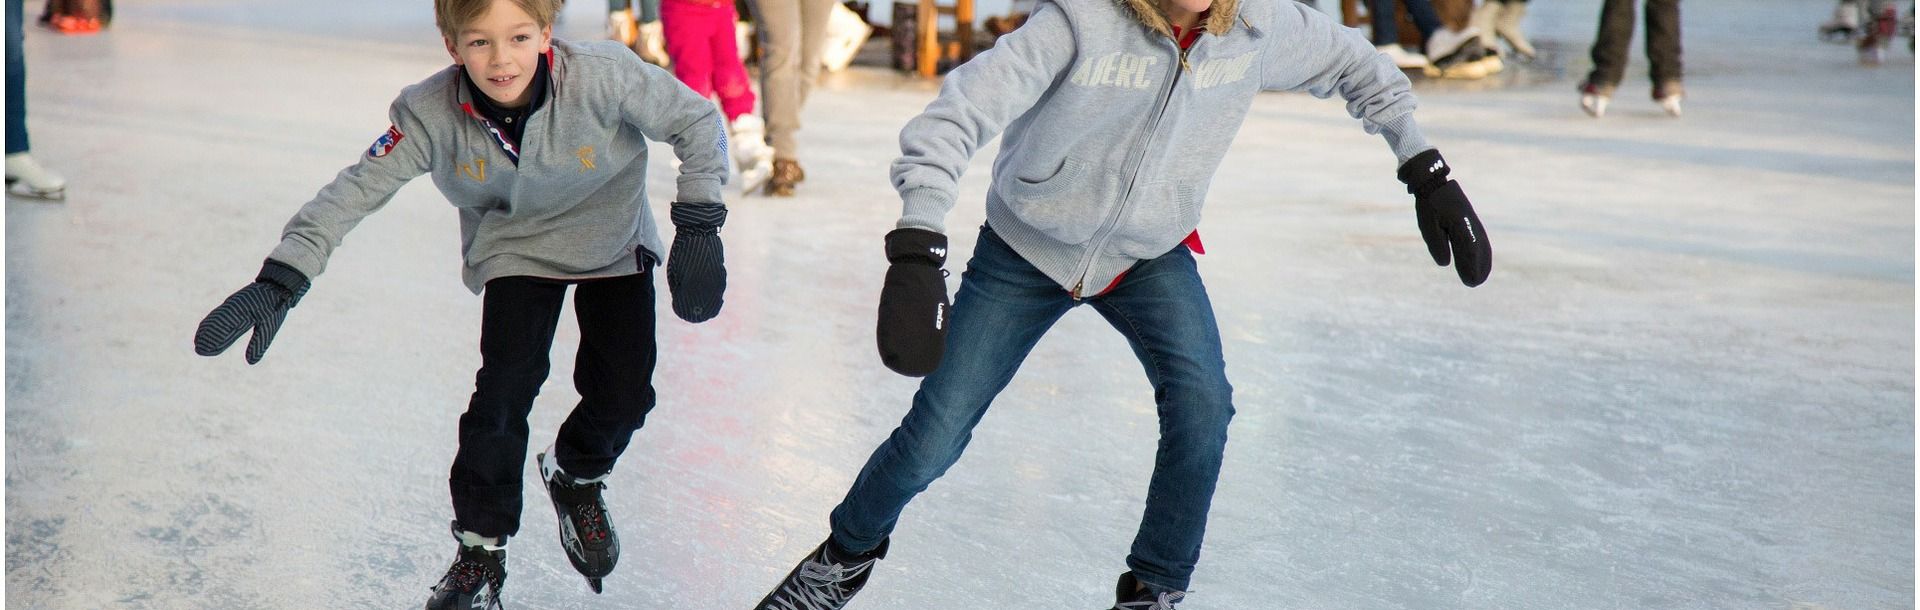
6, 0, 1913, 608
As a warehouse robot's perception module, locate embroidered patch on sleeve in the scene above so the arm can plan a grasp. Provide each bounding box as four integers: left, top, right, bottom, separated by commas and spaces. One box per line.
367, 125, 405, 158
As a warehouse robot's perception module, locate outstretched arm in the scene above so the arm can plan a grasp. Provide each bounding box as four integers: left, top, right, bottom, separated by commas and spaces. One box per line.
890, 1, 1078, 233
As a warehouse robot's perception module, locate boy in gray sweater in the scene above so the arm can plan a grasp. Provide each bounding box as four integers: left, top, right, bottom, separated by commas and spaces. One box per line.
755, 0, 1490, 608
190, 0, 730, 607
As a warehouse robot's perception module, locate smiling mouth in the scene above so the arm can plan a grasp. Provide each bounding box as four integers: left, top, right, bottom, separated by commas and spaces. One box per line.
488, 75, 517, 86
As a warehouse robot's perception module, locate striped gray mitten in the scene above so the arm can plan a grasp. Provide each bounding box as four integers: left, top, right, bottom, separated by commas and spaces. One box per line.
194, 260, 310, 364
666, 202, 727, 323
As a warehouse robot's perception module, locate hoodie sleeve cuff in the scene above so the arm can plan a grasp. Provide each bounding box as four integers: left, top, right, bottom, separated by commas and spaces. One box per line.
896, 187, 955, 234
675, 174, 724, 206
1375, 113, 1433, 164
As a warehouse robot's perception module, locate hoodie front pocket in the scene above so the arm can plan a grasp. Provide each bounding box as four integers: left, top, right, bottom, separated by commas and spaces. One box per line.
996, 156, 1107, 245
1108, 180, 1198, 259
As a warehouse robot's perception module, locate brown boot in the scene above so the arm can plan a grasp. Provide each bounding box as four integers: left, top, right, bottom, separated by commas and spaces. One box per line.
767, 159, 805, 197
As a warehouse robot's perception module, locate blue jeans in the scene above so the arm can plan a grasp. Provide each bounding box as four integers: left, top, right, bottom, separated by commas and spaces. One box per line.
7, 0, 28, 154
829, 226, 1235, 592
1370, 0, 1444, 46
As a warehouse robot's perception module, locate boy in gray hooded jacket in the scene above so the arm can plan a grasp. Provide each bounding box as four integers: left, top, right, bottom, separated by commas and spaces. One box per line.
190, 0, 731, 607
755, 0, 1490, 608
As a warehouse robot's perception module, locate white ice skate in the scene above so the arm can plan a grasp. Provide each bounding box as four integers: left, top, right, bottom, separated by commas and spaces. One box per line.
1654, 81, 1684, 117
821, 2, 874, 73
1423, 26, 1482, 66
1822, 0, 1863, 41
634, 20, 670, 67
1579, 82, 1611, 118
6, 152, 67, 201
730, 114, 775, 196
1375, 43, 1430, 69
607, 7, 638, 47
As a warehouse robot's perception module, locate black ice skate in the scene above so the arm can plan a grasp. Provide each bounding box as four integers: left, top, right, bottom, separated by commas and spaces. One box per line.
537, 449, 618, 593
754, 537, 889, 610
1109, 572, 1186, 610
424, 522, 508, 610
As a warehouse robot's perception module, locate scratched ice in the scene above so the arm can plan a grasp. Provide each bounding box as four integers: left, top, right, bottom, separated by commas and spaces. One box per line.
6, 0, 1911, 608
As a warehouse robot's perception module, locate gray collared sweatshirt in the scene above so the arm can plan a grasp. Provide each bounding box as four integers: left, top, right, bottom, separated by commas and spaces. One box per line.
891, 0, 1432, 296
268, 39, 729, 294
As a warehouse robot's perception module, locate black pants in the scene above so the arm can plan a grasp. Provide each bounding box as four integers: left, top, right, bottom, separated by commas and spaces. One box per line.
450, 272, 658, 538
1587, 0, 1683, 89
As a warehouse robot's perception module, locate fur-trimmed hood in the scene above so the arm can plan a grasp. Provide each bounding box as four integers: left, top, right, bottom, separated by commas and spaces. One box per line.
1116, 0, 1241, 38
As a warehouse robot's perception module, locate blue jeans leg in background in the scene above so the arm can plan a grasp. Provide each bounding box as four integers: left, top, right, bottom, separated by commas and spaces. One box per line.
8, 0, 29, 155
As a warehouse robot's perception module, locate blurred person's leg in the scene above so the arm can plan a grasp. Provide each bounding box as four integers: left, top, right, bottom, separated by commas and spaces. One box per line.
5, 0, 65, 198
791, 0, 834, 122
751, 0, 804, 160
1585, 0, 1634, 88
1644, 0, 1682, 86
1368, 0, 1430, 68
711, 4, 757, 121
8, 0, 27, 156
662, 1, 717, 98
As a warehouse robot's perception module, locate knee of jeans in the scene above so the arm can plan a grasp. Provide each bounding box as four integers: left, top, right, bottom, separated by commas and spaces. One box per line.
1158, 381, 1234, 433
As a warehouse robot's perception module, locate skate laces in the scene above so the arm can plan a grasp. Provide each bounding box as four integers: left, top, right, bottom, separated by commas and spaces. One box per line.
441, 550, 503, 594
1116, 590, 1185, 610
553, 477, 612, 545
770, 555, 877, 610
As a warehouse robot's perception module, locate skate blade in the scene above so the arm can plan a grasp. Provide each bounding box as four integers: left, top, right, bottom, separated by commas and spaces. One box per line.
6, 183, 66, 202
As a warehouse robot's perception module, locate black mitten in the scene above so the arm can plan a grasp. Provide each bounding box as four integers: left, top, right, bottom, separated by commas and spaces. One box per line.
876, 228, 951, 377
1398, 149, 1493, 287
194, 260, 311, 364
667, 202, 727, 323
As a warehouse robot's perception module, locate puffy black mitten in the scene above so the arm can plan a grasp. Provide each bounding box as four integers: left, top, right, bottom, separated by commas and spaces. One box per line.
1398, 149, 1493, 287
876, 228, 951, 377
194, 260, 311, 364
667, 202, 727, 323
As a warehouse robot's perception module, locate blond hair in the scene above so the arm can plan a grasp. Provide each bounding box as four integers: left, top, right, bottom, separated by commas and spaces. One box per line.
435, 0, 559, 38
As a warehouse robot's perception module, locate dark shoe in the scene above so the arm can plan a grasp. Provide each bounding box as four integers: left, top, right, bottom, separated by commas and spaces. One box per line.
767, 159, 805, 197
539, 449, 618, 593
424, 522, 507, 610
754, 537, 888, 610
1110, 572, 1186, 610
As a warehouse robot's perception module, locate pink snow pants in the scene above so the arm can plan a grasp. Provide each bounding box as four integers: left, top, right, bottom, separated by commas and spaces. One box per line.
661, 0, 756, 121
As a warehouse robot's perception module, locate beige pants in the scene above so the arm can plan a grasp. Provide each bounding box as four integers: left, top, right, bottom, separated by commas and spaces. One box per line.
750, 0, 837, 160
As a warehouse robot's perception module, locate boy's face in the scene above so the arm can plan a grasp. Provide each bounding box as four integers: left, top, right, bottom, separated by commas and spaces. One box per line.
444, 0, 552, 108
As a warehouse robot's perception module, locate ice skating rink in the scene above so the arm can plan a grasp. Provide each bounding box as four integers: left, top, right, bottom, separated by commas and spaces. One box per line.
6, 0, 1912, 608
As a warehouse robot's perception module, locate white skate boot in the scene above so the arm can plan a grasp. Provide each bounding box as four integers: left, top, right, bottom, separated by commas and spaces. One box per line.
607, 7, 638, 47
1653, 81, 1684, 117
634, 20, 670, 67
1579, 81, 1612, 118
1822, 0, 1863, 41
730, 115, 775, 196
6, 152, 67, 201
1375, 43, 1430, 69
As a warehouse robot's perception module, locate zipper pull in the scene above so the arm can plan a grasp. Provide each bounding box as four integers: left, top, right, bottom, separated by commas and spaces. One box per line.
1070, 280, 1085, 300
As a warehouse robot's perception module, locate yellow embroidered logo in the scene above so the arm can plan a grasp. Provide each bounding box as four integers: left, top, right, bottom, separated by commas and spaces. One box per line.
577, 146, 596, 172
458, 158, 488, 182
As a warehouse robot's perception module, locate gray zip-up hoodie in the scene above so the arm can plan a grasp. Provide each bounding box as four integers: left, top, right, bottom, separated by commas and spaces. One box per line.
268, 39, 729, 294
891, 0, 1431, 296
